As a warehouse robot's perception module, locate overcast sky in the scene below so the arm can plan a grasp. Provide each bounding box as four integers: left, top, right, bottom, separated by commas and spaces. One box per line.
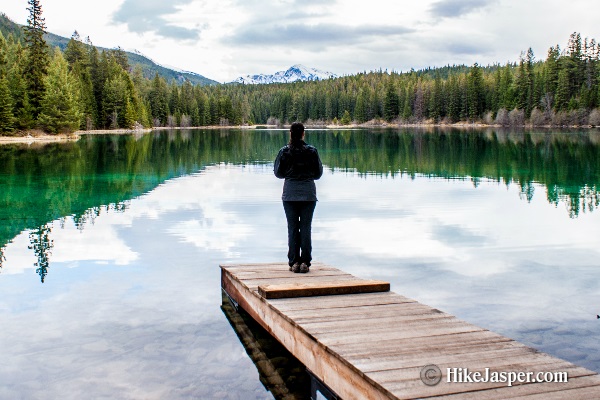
2, 0, 598, 83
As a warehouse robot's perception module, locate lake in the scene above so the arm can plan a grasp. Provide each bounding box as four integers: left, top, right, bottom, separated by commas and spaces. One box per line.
0, 128, 599, 399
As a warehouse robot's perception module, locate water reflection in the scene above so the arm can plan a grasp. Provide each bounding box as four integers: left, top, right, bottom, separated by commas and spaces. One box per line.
28, 225, 53, 283
0, 128, 599, 398
221, 293, 311, 399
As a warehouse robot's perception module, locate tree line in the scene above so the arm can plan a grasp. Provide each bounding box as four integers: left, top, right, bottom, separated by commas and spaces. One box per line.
1, 1, 600, 134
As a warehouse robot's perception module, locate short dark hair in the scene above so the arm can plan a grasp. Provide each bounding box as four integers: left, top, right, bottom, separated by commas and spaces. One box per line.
289, 122, 305, 147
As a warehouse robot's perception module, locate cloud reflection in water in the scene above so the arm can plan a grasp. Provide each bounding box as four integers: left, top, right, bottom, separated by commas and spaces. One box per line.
1, 163, 600, 398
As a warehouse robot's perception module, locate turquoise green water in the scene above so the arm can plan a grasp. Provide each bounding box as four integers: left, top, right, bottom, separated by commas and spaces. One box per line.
0, 128, 599, 398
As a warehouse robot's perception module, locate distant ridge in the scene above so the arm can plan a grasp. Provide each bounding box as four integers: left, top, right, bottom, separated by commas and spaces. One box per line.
233, 64, 337, 85
0, 13, 218, 86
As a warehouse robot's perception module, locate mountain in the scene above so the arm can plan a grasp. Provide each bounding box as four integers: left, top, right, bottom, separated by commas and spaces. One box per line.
233, 64, 337, 85
0, 13, 218, 86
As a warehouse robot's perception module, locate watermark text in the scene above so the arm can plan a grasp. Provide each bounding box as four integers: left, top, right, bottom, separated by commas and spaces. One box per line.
420, 365, 568, 387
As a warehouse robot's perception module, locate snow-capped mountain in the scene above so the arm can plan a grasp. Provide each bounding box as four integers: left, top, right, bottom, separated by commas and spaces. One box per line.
233, 64, 337, 84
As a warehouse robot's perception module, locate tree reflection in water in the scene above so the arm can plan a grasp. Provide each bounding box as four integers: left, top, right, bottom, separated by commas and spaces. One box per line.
1, 128, 599, 282
28, 225, 53, 283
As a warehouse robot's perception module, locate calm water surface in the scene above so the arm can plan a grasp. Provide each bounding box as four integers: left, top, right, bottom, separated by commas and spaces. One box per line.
0, 128, 599, 399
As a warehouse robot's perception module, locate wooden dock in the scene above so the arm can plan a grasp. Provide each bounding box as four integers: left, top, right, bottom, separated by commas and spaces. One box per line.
221, 262, 600, 399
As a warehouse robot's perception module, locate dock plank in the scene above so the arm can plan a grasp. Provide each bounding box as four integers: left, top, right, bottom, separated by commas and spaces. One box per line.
220, 263, 600, 399
258, 279, 390, 299
242, 274, 362, 291
269, 292, 416, 312
284, 301, 443, 321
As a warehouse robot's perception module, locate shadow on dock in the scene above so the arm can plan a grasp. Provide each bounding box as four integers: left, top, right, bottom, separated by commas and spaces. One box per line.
221, 293, 312, 400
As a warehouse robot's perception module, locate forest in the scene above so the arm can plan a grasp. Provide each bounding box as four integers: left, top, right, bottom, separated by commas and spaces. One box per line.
1, 0, 600, 134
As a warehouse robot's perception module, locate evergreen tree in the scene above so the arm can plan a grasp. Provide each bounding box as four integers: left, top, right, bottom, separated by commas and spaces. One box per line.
103, 74, 128, 128
340, 109, 352, 125
38, 50, 81, 133
429, 72, 443, 121
401, 86, 412, 120
64, 31, 95, 129
555, 68, 570, 110
467, 63, 485, 120
0, 76, 15, 132
64, 31, 87, 67
123, 98, 136, 128
354, 89, 366, 123
111, 47, 130, 71
88, 44, 104, 128
524, 48, 535, 116
544, 45, 560, 96
24, 0, 49, 120
6, 40, 33, 129
0, 31, 14, 132
149, 73, 168, 125
446, 75, 460, 122
383, 82, 399, 121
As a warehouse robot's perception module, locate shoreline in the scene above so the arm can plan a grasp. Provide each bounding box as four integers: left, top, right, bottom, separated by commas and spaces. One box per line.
1, 122, 599, 145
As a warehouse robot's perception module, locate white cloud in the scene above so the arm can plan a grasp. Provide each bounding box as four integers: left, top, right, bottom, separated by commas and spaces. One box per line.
2, 0, 598, 81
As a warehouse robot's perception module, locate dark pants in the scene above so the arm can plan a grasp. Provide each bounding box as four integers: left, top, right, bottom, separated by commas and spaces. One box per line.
282, 201, 316, 267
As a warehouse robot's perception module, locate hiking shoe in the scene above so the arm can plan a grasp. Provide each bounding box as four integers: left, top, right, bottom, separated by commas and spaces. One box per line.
299, 263, 309, 273
290, 262, 301, 273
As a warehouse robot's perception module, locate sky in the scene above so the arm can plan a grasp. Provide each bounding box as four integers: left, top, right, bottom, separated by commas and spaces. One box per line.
2, 0, 599, 83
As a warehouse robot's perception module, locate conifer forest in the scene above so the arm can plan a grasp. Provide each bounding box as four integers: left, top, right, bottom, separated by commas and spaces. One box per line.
1, 0, 600, 134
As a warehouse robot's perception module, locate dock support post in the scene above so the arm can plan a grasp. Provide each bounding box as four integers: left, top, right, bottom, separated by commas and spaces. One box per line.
221, 288, 239, 311
308, 369, 339, 400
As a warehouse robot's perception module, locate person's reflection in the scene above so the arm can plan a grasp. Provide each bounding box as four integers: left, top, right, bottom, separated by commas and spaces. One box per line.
28, 225, 53, 283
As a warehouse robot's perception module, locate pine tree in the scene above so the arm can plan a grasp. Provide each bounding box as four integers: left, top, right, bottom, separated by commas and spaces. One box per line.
555, 68, 570, 110
524, 48, 535, 117
544, 45, 560, 96
354, 90, 366, 123
428, 72, 443, 121
102, 74, 127, 128
149, 73, 168, 125
340, 109, 351, 125
111, 47, 130, 71
124, 98, 136, 129
64, 31, 87, 68
6, 41, 33, 129
1, 33, 18, 132
383, 82, 399, 121
38, 51, 81, 133
467, 63, 485, 120
401, 87, 412, 120
24, 0, 49, 120
0, 76, 15, 132
515, 56, 528, 112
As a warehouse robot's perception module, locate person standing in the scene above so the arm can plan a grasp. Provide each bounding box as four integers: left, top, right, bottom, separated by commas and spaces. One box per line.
274, 122, 323, 273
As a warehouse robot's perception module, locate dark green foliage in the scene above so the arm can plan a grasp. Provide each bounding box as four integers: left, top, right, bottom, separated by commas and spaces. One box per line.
38, 51, 81, 133
149, 73, 169, 126
1, 9, 600, 134
23, 0, 49, 120
467, 63, 485, 120
383, 82, 399, 121
28, 225, 52, 283
0, 32, 14, 132
0, 76, 15, 132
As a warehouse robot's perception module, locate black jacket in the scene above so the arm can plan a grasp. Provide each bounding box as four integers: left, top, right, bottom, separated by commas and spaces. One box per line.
274, 141, 323, 201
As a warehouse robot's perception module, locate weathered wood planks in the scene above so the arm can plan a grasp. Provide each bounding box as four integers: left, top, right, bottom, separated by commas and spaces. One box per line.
258, 279, 390, 299
221, 262, 600, 399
